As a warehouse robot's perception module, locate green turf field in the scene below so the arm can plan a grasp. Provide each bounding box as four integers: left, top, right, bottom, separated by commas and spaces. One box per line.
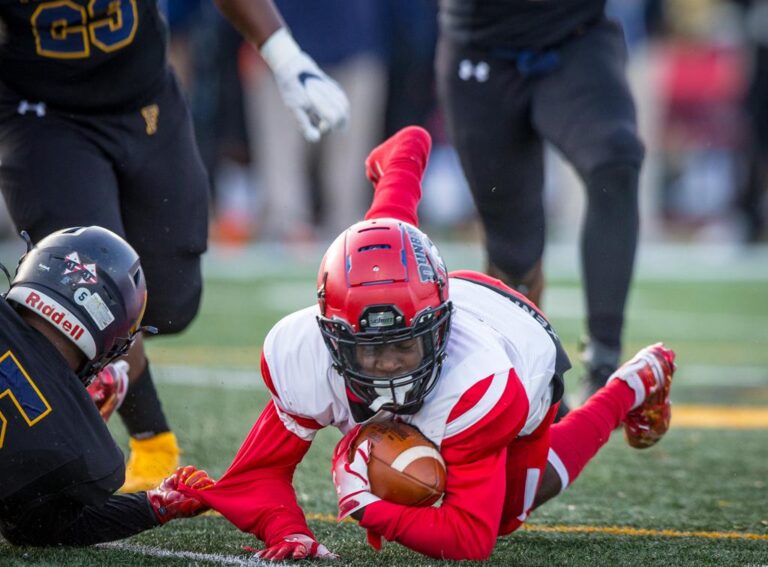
2, 245, 767, 566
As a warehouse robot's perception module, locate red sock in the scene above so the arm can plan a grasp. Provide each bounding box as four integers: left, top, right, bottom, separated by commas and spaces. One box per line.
549, 380, 635, 490
364, 127, 431, 226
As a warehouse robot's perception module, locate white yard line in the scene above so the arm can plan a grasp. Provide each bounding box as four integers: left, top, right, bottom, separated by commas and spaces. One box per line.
197, 242, 768, 282
98, 542, 287, 566
151, 363, 767, 389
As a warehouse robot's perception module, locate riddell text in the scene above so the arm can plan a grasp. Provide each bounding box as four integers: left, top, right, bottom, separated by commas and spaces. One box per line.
25, 291, 85, 340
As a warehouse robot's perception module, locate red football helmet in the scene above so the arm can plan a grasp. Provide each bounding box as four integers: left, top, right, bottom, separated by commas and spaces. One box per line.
317, 219, 452, 414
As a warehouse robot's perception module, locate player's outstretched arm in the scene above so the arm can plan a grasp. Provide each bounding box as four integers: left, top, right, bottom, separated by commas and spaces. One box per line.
213, 0, 349, 142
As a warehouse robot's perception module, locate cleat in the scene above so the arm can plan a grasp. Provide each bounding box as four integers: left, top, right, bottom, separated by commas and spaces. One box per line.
86, 361, 129, 423
608, 343, 677, 449
121, 431, 180, 493
147, 465, 214, 524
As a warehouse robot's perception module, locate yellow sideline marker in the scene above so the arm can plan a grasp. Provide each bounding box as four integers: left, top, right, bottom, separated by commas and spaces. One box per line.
518, 524, 768, 541
200, 511, 768, 542
301, 513, 768, 541
674, 405, 768, 429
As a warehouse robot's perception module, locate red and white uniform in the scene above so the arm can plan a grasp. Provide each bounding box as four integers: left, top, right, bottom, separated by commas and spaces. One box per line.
190, 271, 566, 560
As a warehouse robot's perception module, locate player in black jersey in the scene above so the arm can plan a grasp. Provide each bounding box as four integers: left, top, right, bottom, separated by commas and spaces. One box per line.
436, 0, 645, 406
0, 226, 214, 546
0, 0, 349, 492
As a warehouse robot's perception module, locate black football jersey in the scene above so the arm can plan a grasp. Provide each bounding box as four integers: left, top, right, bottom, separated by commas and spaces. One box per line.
439, 0, 606, 49
0, 300, 123, 502
0, 0, 168, 112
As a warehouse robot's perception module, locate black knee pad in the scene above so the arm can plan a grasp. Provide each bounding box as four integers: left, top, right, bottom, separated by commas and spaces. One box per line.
584, 161, 641, 214
575, 123, 645, 178
486, 232, 544, 281
139, 249, 203, 335
143, 277, 201, 334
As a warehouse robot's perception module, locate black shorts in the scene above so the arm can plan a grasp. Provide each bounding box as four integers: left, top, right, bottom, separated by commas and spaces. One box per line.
0, 71, 209, 334
436, 19, 643, 274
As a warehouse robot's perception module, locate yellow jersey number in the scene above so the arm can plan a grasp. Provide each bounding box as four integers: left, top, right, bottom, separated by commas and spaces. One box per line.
0, 350, 52, 448
31, 0, 138, 59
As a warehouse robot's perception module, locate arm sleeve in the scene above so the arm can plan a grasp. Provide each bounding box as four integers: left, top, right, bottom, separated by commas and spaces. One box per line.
359, 448, 507, 560
182, 399, 319, 546
359, 371, 531, 560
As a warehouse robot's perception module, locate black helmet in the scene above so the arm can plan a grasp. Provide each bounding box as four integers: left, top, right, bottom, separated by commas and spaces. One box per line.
6, 226, 148, 382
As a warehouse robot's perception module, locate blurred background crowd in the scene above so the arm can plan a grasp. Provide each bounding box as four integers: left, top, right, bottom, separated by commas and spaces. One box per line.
3, 0, 766, 248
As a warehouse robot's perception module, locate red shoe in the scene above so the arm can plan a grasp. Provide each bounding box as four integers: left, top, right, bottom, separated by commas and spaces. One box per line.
608, 343, 677, 449
147, 465, 215, 524
365, 126, 432, 187
86, 361, 129, 423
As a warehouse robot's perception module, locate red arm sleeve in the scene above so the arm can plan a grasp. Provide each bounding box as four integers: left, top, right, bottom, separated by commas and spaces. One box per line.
184, 400, 316, 546
359, 371, 530, 560
182, 352, 325, 547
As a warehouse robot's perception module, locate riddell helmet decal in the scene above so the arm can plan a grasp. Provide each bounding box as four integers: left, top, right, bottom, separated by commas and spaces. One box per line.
63, 252, 97, 284
6, 285, 97, 358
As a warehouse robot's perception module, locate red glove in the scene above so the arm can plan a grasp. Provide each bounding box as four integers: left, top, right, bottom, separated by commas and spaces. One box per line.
147, 465, 215, 524
331, 426, 381, 521
248, 534, 338, 560
86, 361, 129, 422
364, 126, 432, 188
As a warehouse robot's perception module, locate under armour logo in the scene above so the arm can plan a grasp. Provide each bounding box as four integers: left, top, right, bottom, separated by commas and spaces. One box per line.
458, 59, 490, 82
17, 100, 46, 117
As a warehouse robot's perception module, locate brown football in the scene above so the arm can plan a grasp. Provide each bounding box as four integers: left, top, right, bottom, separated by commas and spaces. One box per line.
353, 421, 446, 507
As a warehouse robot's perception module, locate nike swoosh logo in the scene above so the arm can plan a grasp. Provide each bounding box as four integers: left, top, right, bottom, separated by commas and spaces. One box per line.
298, 71, 322, 86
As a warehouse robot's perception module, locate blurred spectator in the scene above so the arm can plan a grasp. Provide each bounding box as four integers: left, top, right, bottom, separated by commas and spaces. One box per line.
739, 0, 768, 242
243, 0, 387, 242
654, 0, 750, 240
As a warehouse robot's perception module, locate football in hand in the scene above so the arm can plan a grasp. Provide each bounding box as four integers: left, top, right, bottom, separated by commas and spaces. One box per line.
353, 421, 446, 507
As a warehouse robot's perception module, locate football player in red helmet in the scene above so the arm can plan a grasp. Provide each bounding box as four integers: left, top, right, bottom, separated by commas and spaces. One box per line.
0, 227, 213, 546
182, 126, 676, 561
317, 217, 452, 416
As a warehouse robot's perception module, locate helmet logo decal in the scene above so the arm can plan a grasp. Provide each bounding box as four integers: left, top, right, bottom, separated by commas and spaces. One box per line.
6, 286, 97, 358
63, 252, 97, 284
74, 287, 115, 330
404, 225, 435, 282
368, 311, 396, 328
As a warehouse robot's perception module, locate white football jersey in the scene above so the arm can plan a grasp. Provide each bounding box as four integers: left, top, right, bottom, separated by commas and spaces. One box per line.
261, 277, 561, 447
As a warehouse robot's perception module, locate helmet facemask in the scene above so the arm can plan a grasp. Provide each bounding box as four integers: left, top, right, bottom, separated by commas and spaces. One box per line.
319, 300, 452, 415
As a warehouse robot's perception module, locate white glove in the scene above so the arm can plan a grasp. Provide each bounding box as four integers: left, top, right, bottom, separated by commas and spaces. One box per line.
261, 28, 350, 142
331, 433, 381, 521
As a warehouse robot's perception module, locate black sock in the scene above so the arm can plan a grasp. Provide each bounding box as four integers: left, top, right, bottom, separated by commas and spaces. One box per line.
581, 163, 640, 350
117, 362, 170, 438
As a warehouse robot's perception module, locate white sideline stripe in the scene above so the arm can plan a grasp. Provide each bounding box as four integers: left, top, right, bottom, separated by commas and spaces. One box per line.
150, 364, 768, 390
97, 542, 283, 566
389, 446, 446, 472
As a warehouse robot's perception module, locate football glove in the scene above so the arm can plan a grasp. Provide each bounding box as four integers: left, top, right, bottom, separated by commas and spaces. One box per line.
261, 28, 349, 143
86, 360, 129, 422
331, 427, 381, 521
248, 534, 338, 561
147, 465, 215, 524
